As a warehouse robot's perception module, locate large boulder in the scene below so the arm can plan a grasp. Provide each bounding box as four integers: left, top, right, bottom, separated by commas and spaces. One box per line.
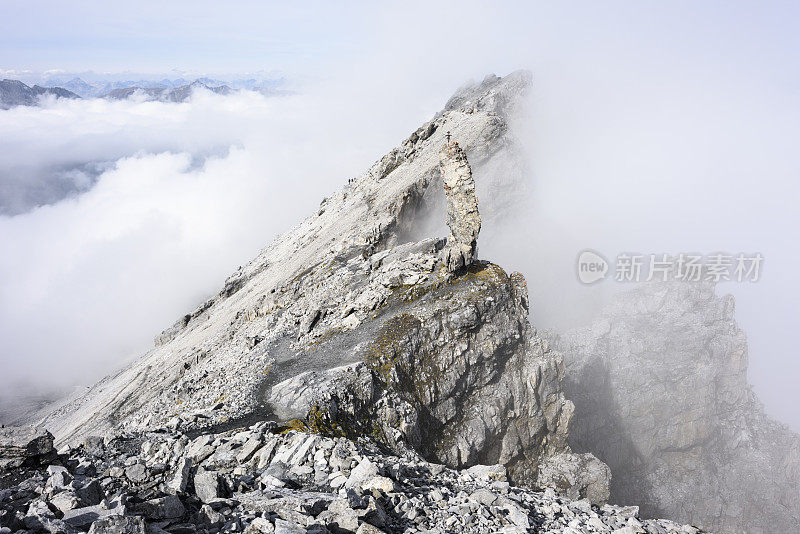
0, 426, 55, 470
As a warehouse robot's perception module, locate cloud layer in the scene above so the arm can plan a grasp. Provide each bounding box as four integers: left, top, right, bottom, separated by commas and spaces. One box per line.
0, 86, 440, 395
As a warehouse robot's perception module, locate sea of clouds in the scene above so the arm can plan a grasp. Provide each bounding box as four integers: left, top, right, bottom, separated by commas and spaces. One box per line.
0, 85, 442, 404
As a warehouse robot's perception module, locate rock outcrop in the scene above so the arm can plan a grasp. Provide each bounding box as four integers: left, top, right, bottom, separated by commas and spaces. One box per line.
258, 241, 609, 503
0, 423, 702, 534
548, 280, 800, 534
439, 141, 481, 272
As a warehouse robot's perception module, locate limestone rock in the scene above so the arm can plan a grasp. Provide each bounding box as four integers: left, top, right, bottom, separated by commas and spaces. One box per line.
439, 141, 481, 272
32, 72, 533, 449
0, 426, 55, 470
0, 426, 700, 534
193, 467, 221, 503
88, 515, 146, 534
136, 495, 185, 520
166, 457, 192, 493
62, 499, 126, 528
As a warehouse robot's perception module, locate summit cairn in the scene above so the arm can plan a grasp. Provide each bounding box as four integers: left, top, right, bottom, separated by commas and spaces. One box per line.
440, 138, 481, 272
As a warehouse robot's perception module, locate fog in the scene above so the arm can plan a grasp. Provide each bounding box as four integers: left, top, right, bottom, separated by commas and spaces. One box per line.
1, 2, 798, 431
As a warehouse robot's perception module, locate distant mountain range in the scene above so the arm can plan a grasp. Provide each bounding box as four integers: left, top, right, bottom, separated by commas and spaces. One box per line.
56, 75, 288, 98
102, 80, 234, 102
0, 77, 291, 109
0, 79, 80, 109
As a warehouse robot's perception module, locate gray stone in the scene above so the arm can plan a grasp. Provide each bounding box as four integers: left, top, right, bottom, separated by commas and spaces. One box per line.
243, 517, 274, 533
137, 495, 185, 519
465, 464, 506, 483
344, 458, 378, 491
360, 476, 394, 494
46, 468, 73, 489
274, 519, 305, 534
0, 426, 55, 470
62, 501, 126, 528
236, 436, 263, 464
198, 504, 224, 527
25, 500, 78, 533
194, 467, 221, 503
469, 488, 497, 507
355, 524, 384, 534
82, 436, 105, 457
88, 515, 146, 534
124, 463, 147, 483
76, 478, 103, 506
167, 457, 192, 494
439, 141, 481, 272
50, 491, 80, 513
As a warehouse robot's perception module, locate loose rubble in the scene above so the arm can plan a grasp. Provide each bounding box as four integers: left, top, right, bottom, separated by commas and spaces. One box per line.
1, 424, 707, 533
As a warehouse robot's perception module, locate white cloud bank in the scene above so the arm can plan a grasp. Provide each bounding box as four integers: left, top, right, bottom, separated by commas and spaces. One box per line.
0, 86, 439, 395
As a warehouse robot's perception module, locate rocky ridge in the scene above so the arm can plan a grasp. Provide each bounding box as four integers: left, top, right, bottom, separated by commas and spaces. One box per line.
13, 70, 781, 533
34, 72, 532, 448
0, 423, 704, 534
549, 280, 800, 534
32, 71, 613, 502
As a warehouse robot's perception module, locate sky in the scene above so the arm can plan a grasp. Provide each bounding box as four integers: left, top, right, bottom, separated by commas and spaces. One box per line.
0, 1, 799, 428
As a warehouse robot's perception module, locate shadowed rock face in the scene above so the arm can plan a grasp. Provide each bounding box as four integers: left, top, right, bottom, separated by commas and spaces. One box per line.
439, 141, 481, 272
0, 427, 56, 471
264, 247, 609, 503
548, 280, 800, 533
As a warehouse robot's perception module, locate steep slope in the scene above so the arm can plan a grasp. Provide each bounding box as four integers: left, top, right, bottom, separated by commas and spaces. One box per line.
34, 71, 608, 501
549, 280, 800, 533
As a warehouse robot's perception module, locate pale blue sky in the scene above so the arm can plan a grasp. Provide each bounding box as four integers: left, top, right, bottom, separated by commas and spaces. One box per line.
2, 1, 797, 84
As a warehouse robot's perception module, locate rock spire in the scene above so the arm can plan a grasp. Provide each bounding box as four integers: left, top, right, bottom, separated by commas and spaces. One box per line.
439, 140, 481, 272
